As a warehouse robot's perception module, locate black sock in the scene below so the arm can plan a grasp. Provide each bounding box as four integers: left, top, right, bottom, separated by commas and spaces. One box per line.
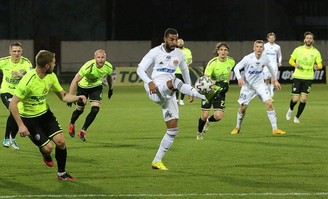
83, 106, 99, 131
5, 114, 16, 139
198, 117, 206, 133
208, 115, 219, 122
289, 100, 297, 111
55, 147, 67, 173
71, 109, 83, 124
40, 148, 52, 162
296, 102, 306, 118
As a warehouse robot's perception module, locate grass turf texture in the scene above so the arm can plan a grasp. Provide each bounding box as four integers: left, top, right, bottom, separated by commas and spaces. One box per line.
0, 84, 327, 199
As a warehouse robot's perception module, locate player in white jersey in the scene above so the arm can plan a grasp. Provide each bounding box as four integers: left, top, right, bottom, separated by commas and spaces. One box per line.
137, 28, 206, 170
231, 40, 286, 135
263, 32, 282, 100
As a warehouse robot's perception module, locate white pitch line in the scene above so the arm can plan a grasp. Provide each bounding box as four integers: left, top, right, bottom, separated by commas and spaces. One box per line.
1, 192, 328, 198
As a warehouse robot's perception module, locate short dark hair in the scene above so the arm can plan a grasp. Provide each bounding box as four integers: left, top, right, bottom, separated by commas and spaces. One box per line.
213, 42, 230, 56
35, 50, 55, 68
164, 28, 178, 38
304, 31, 315, 39
9, 42, 22, 50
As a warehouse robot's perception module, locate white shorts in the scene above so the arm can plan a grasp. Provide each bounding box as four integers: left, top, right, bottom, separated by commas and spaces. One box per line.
237, 84, 271, 105
144, 82, 179, 122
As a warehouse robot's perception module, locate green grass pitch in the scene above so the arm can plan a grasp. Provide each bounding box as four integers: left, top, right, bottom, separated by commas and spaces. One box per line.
0, 84, 327, 199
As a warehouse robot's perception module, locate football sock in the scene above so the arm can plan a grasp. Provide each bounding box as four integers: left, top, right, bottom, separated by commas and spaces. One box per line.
296, 102, 306, 118
236, 111, 245, 129
173, 78, 206, 100
208, 115, 219, 122
5, 114, 16, 139
267, 110, 277, 131
289, 100, 297, 111
198, 117, 206, 132
55, 147, 67, 173
153, 128, 178, 163
71, 109, 83, 124
83, 106, 99, 130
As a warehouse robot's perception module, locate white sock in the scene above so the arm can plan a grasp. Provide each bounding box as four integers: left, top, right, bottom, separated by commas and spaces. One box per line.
236, 111, 245, 129
267, 110, 277, 131
153, 128, 178, 163
173, 78, 206, 100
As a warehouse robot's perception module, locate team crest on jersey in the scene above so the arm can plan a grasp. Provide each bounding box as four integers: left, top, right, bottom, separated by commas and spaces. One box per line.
19, 69, 24, 74
227, 67, 231, 71
173, 60, 179, 66
43, 89, 48, 94
311, 55, 314, 58
262, 65, 265, 68
304, 57, 307, 61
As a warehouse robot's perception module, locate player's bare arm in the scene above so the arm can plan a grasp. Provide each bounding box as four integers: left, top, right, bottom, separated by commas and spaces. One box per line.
69, 73, 83, 95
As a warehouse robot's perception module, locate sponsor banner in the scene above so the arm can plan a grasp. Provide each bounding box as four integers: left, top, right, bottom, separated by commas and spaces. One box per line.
113, 66, 326, 86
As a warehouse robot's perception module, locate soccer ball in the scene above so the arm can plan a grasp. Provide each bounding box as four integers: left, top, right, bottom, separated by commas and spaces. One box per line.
195, 76, 214, 94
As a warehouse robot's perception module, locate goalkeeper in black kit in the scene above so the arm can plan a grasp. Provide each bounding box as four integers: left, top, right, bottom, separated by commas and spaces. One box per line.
197, 42, 235, 140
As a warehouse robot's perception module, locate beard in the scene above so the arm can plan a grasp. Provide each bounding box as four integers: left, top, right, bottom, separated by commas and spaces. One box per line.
45, 68, 53, 74
165, 42, 175, 52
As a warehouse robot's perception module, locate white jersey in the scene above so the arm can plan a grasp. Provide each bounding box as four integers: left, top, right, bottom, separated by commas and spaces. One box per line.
234, 52, 275, 87
263, 42, 282, 72
137, 43, 190, 87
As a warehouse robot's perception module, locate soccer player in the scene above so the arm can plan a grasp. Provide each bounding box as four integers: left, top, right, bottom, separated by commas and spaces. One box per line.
67, 49, 113, 141
0, 42, 32, 150
286, 31, 323, 123
263, 32, 282, 101
175, 38, 193, 105
197, 42, 235, 140
231, 40, 286, 135
137, 28, 206, 170
9, 50, 86, 180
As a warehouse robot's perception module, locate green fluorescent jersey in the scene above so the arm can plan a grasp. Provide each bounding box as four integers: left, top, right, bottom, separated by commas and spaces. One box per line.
14, 69, 63, 118
0, 56, 32, 94
78, 59, 113, 88
204, 56, 235, 90
291, 45, 322, 80
175, 47, 192, 74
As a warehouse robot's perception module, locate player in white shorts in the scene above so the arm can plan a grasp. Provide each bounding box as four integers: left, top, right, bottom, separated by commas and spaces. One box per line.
263, 32, 282, 100
231, 40, 286, 135
137, 28, 206, 170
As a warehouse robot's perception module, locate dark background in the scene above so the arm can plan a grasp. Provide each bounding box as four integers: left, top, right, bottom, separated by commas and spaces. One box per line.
1, 0, 327, 49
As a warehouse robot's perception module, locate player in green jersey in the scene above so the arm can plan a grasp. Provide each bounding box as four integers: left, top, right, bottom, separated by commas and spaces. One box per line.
286, 31, 323, 123
9, 50, 86, 180
175, 38, 192, 105
197, 42, 235, 140
0, 42, 32, 150
67, 49, 113, 141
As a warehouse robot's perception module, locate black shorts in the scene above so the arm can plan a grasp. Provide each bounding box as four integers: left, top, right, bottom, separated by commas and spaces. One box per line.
201, 93, 226, 111
291, 78, 312, 95
22, 109, 62, 148
1, 93, 13, 110
175, 74, 185, 83
77, 85, 103, 106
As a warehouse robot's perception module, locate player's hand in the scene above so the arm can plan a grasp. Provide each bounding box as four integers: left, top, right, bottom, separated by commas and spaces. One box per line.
67, 102, 76, 107
148, 82, 156, 94
108, 89, 113, 99
18, 125, 30, 137
237, 79, 244, 87
188, 95, 194, 103
313, 64, 319, 70
275, 80, 281, 90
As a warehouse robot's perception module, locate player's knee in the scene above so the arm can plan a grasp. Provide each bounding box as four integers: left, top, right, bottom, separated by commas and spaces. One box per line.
41, 143, 53, 154
172, 78, 183, 90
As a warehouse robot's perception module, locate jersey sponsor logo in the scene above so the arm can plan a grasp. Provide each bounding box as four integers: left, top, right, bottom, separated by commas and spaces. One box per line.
266, 52, 276, 56
248, 70, 262, 75
156, 68, 176, 73
166, 56, 171, 60
5, 77, 20, 84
